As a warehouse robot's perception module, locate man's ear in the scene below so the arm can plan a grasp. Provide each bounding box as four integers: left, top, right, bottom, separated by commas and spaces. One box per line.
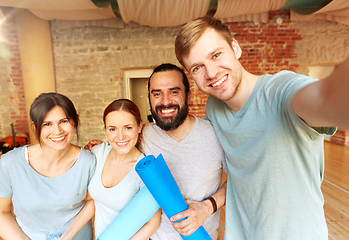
231, 39, 242, 59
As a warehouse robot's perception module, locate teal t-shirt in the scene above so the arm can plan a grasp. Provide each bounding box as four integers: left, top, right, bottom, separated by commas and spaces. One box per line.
206, 71, 335, 240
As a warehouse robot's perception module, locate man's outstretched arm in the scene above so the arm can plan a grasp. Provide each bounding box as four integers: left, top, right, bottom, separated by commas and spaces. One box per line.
293, 57, 349, 131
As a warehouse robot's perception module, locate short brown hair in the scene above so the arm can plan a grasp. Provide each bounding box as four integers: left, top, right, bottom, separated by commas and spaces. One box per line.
175, 16, 233, 68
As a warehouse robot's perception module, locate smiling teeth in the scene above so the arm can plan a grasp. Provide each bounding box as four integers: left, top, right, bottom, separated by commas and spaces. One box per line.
212, 75, 227, 87
161, 109, 175, 113
51, 136, 65, 141
117, 142, 127, 146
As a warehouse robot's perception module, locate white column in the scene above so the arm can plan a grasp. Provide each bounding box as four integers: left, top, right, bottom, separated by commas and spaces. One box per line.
15, 9, 56, 143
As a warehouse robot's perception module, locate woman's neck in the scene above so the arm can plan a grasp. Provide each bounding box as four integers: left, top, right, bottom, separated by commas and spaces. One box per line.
27, 143, 79, 177
39, 143, 75, 163
109, 146, 141, 163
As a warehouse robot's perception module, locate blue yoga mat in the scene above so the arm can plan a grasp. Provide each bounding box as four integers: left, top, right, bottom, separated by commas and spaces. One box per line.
97, 186, 160, 240
135, 154, 212, 240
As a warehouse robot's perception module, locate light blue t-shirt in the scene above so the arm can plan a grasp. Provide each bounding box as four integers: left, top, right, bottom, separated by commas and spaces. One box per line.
88, 141, 145, 238
0, 146, 96, 240
205, 71, 336, 240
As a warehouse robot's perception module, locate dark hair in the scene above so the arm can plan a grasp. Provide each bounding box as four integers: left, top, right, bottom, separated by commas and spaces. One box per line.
148, 63, 190, 103
103, 99, 142, 146
175, 16, 233, 68
30, 92, 79, 141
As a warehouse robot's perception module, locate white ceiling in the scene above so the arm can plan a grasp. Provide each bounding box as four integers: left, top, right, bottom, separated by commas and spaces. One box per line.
0, 0, 348, 26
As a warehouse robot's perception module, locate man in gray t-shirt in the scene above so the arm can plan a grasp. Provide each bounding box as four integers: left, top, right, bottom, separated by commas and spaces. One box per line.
141, 63, 227, 240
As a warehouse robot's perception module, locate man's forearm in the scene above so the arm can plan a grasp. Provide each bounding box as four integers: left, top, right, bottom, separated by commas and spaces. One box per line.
204, 181, 227, 214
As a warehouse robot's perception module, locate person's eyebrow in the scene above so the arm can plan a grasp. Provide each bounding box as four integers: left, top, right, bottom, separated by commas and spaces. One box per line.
170, 87, 181, 91
151, 87, 181, 93
42, 117, 68, 124
151, 89, 161, 94
187, 47, 223, 71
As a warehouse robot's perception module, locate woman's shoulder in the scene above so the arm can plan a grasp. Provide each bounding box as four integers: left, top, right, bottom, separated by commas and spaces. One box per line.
91, 141, 109, 152
1, 145, 26, 161
78, 146, 97, 164
0, 146, 27, 170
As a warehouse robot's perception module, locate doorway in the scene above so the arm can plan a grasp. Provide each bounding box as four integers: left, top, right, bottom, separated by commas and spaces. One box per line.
123, 69, 153, 123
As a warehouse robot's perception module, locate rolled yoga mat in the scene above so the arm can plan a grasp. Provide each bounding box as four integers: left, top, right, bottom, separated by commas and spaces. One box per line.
135, 154, 212, 240
97, 186, 160, 240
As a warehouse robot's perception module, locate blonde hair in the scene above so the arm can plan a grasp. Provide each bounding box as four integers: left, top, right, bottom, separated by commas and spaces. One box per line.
175, 16, 233, 69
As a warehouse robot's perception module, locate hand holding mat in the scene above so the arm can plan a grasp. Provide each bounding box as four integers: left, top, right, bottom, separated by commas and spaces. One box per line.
135, 154, 212, 240
97, 186, 160, 240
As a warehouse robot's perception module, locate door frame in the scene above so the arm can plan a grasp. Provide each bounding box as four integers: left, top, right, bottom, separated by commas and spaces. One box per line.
123, 69, 153, 99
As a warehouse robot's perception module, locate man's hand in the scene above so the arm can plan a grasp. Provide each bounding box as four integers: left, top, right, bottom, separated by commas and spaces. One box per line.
170, 198, 212, 236
83, 139, 103, 151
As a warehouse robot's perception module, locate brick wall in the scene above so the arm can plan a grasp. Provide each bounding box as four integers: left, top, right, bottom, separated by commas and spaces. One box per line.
1, 10, 348, 146
229, 11, 301, 75
51, 22, 182, 145
0, 19, 28, 140
331, 130, 349, 146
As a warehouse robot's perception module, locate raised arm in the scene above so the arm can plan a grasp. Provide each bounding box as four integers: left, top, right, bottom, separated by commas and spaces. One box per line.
293, 58, 349, 131
170, 181, 227, 236
0, 197, 30, 240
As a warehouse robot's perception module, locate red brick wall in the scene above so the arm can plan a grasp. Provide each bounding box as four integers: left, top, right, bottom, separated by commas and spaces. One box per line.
187, 72, 208, 118
189, 10, 301, 118
331, 130, 349, 146
232, 11, 300, 75
8, 27, 28, 132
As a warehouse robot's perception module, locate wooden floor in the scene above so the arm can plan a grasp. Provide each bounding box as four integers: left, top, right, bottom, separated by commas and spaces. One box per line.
323, 141, 349, 239
217, 141, 349, 240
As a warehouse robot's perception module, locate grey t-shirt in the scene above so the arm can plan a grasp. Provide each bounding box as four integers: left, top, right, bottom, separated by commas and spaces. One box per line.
0, 146, 96, 239
140, 116, 227, 240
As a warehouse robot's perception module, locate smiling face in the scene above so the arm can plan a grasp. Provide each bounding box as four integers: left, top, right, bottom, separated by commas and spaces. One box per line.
149, 70, 189, 131
183, 28, 243, 103
39, 106, 75, 151
105, 110, 141, 155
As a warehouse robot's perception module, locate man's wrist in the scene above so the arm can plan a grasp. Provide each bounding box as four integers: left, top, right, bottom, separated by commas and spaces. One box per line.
204, 196, 217, 214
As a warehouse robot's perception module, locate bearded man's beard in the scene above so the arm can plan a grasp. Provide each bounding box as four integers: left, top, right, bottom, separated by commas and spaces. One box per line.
151, 102, 189, 131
